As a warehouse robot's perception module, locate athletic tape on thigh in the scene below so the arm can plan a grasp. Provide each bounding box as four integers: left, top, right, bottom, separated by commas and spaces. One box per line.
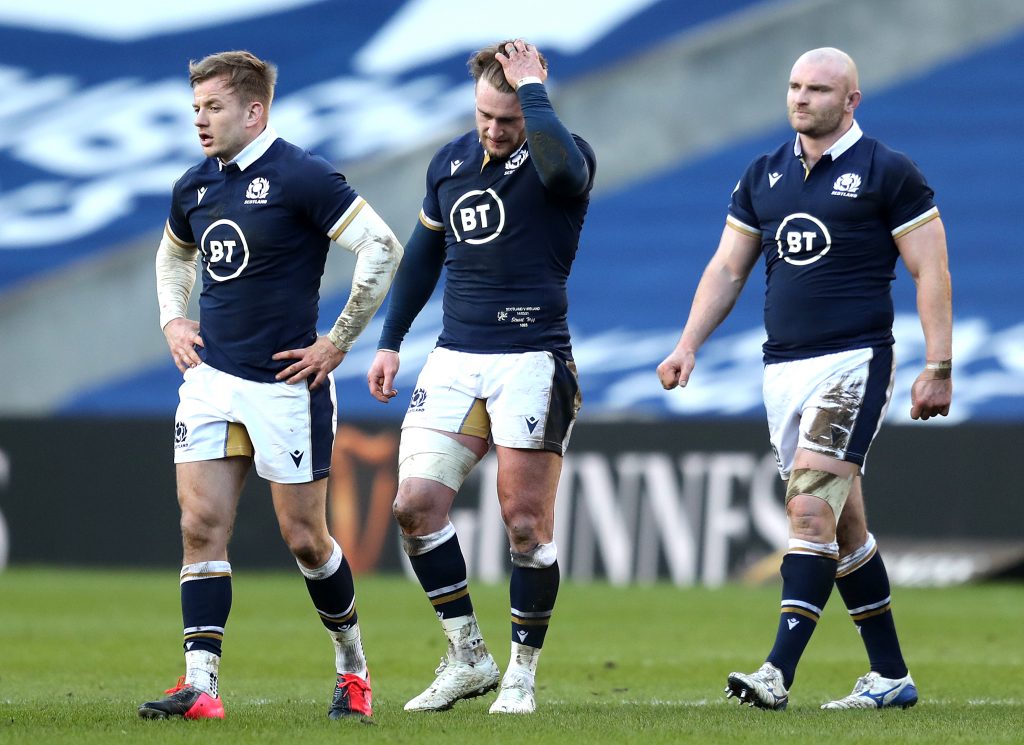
398, 428, 480, 491
785, 468, 853, 519
510, 541, 558, 568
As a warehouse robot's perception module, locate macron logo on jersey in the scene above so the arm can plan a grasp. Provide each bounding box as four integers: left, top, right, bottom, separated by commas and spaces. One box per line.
197, 186, 207, 205
450, 159, 464, 176
768, 172, 783, 188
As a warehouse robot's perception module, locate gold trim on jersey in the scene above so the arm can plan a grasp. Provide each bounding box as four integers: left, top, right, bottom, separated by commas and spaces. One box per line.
328, 197, 367, 241
165, 222, 195, 249
725, 215, 761, 238
891, 206, 940, 240
419, 209, 444, 232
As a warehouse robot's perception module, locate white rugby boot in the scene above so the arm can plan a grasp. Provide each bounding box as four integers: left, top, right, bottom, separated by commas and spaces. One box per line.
489, 641, 541, 714
489, 669, 536, 714
404, 616, 499, 711
404, 647, 500, 711
821, 671, 918, 709
725, 662, 789, 710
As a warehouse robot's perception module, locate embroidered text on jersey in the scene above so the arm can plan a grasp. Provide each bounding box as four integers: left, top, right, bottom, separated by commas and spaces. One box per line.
244, 177, 270, 204
831, 172, 862, 198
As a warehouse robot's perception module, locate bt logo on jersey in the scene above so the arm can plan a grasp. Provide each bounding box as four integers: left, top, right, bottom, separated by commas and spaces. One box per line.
774, 212, 833, 266
449, 188, 506, 245
199, 219, 251, 281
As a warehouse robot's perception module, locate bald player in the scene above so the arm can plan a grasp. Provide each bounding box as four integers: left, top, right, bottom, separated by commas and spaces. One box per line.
657, 47, 952, 710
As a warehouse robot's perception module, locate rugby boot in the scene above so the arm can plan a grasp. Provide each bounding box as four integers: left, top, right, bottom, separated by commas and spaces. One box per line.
488, 669, 536, 714
404, 648, 500, 711
138, 676, 225, 719
328, 671, 373, 719
725, 662, 789, 710
821, 671, 918, 709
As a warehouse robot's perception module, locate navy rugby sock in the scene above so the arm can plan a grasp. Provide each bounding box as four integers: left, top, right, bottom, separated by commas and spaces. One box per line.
303, 553, 359, 631
180, 561, 232, 657
836, 551, 908, 679
408, 531, 475, 619
509, 562, 560, 649
766, 553, 836, 689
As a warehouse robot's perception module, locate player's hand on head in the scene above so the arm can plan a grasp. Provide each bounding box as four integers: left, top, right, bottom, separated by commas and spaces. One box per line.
367, 350, 400, 403
495, 39, 547, 88
656, 350, 696, 390
910, 375, 952, 421
273, 336, 345, 390
163, 317, 204, 373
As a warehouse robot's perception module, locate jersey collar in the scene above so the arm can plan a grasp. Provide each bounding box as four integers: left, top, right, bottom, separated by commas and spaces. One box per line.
792, 119, 863, 161
219, 126, 279, 172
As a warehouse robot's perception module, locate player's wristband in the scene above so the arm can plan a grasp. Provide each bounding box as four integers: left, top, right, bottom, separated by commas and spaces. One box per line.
921, 359, 952, 380
516, 76, 543, 90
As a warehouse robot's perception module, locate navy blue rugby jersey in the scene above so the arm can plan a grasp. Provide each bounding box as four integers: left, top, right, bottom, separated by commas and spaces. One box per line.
727, 122, 938, 363
165, 127, 362, 382
419, 129, 596, 360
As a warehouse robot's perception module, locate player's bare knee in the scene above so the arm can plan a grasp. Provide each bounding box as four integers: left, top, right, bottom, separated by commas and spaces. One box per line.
392, 494, 428, 535
503, 512, 546, 552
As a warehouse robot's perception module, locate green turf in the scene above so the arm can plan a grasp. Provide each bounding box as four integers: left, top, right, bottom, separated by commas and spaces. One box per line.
1, 568, 1022, 744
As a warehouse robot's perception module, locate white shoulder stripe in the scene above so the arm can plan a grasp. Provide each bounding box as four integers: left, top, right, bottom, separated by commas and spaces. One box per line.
328, 196, 367, 240
726, 214, 761, 237
419, 209, 444, 231
891, 206, 939, 239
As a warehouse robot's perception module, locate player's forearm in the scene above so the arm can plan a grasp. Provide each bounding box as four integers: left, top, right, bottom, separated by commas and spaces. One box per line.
155, 228, 198, 329
517, 82, 589, 196
915, 261, 953, 363
328, 205, 404, 352
377, 220, 445, 352
677, 263, 746, 353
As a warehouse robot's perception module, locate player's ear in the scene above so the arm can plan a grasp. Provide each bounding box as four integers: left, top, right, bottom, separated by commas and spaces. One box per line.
247, 101, 264, 126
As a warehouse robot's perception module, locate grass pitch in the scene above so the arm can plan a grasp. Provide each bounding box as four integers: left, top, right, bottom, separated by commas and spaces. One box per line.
1, 567, 1022, 744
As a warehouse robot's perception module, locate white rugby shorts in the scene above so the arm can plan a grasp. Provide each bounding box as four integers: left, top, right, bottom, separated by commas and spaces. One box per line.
173, 363, 337, 483
764, 346, 894, 479
402, 347, 581, 454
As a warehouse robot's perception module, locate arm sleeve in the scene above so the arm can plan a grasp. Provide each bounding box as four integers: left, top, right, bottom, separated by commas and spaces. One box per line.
155, 223, 198, 329
517, 82, 593, 197
327, 202, 404, 352
377, 219, 446, 352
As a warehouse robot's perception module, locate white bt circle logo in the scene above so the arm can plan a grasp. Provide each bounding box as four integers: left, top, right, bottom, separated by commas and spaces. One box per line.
775, 212, 832, 266
200, 219, 251, 281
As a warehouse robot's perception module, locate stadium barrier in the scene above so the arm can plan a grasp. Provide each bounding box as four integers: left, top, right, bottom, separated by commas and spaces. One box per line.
1, 417, 1021, 584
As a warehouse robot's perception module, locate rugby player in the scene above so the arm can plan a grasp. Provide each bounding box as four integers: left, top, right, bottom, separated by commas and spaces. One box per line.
366, 38, 596, 714
657, 47, 952, 710
138, 50, 402, 721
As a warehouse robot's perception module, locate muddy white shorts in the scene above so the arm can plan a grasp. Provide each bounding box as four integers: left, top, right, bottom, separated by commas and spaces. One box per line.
764, 346, 894, 479
173, 363, 337, 483
402, 347, 581, 454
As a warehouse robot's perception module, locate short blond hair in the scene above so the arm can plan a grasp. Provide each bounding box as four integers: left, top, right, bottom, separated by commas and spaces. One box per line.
467, 40, 548, 94
189, 50, 277, 108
